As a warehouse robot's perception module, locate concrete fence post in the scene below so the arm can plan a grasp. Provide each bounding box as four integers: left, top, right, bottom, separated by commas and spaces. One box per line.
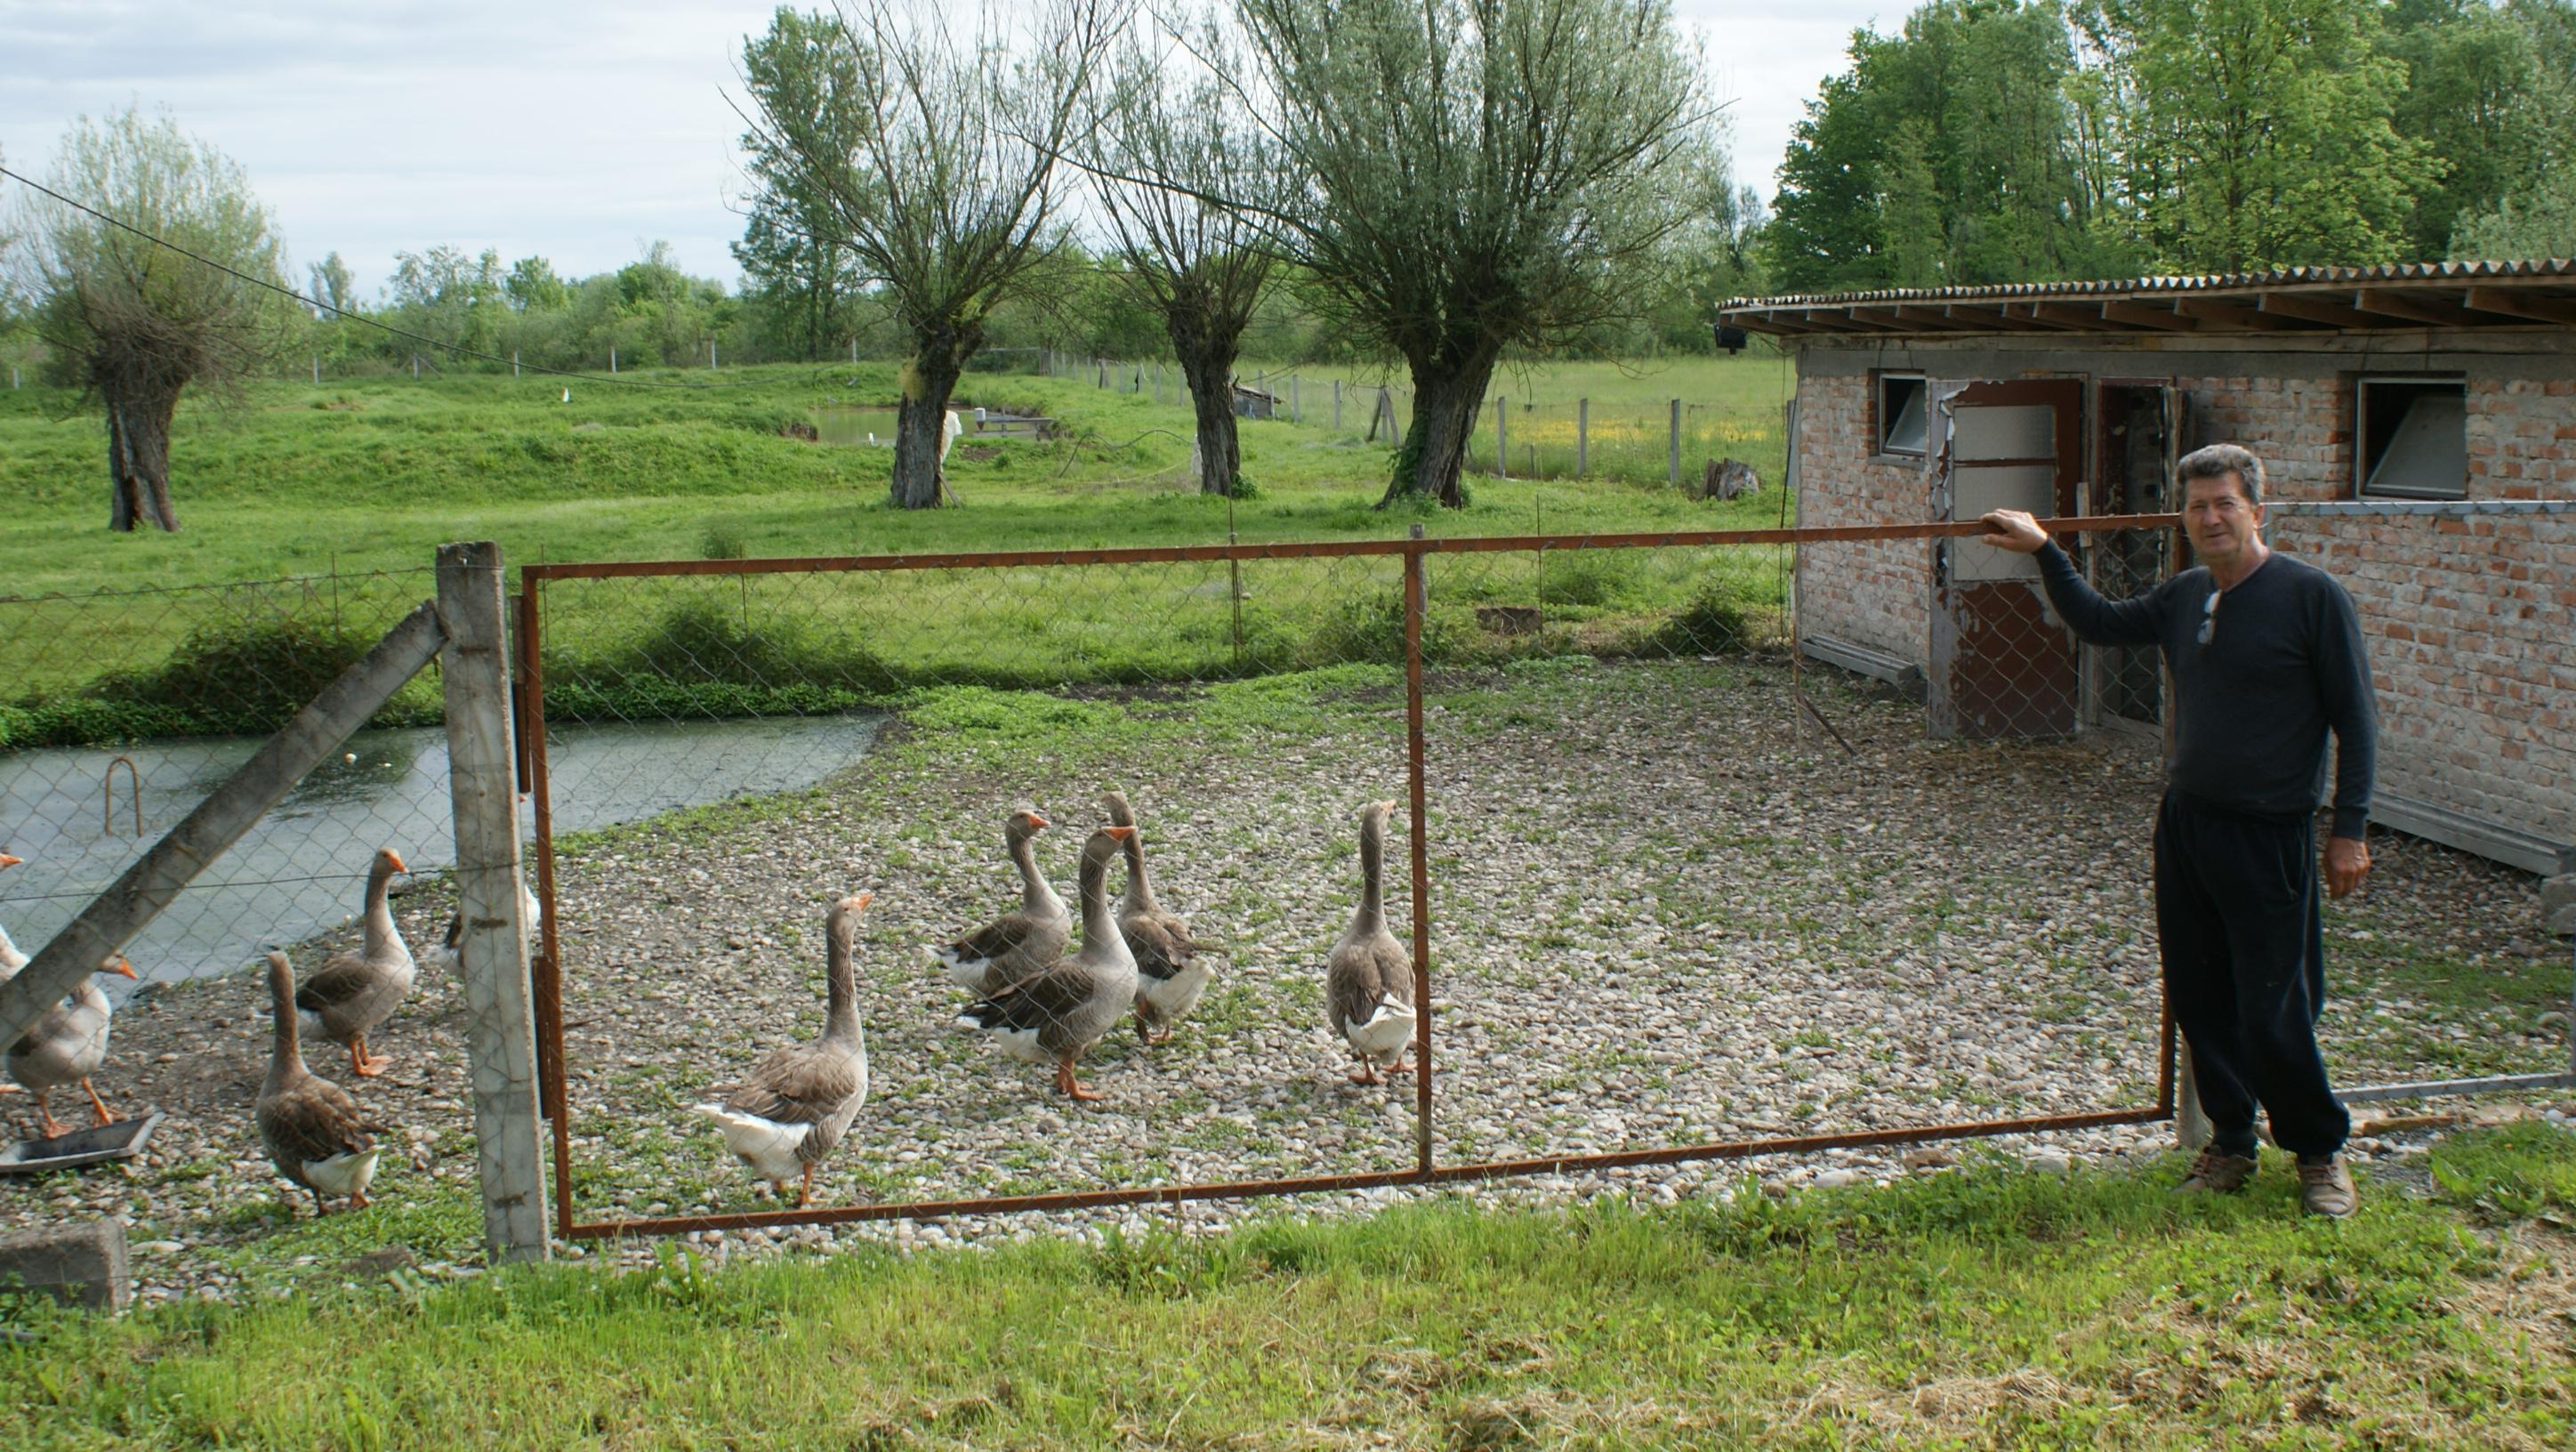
436, 541, 550, 1264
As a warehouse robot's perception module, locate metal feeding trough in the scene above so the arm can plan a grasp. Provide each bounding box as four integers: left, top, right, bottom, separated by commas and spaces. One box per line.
0, 1109, 165, 1175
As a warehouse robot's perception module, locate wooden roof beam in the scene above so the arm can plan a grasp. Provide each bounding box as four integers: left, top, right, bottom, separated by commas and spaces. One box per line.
2099, 300, 2200, 332
2257, 291, 2371, 327
2355, 288, 2476, 327
2463, 286, 2576, 326
2031, 301, 2140, 330
2171, 296, 2302, 330
1933, 304, 2025, 331
1995, 302, 2098, 331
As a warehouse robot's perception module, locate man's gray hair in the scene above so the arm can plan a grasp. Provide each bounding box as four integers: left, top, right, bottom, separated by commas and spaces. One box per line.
2177, 442, 2265, 504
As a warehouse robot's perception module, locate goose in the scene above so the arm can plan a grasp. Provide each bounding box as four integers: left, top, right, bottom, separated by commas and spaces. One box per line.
0, 851, 25, 984
1325, 800, 1416, 1085
955, 827, 1137, 1101
1100, 790, 1217, 1045
695, 893, 873, 1206
923, 809, 1067, 996
5, 954, 140, 1139
254, 952, 380, 1213
294, 848, 417, 1077
424, 879, 544, 979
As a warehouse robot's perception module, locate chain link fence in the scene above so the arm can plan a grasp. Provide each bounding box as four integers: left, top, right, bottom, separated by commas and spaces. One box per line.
0, 568, 455, 1026
3, 506, 2564, 1238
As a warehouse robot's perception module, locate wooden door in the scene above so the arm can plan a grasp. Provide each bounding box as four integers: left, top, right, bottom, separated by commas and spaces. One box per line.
1928, 378, 2083, 739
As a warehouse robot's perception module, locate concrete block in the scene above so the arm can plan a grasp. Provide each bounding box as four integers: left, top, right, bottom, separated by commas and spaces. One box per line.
0, 1217, 129, 1312
2544, 874, 2575, 937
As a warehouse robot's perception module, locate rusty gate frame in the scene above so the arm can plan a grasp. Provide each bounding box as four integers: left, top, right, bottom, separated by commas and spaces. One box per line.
514, 515, 2194, 1241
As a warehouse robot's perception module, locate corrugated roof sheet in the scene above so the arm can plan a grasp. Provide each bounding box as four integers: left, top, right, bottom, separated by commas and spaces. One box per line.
1723, 258, 2576, 312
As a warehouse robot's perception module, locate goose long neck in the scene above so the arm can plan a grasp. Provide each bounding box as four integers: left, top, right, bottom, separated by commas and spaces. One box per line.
1010, 831, 1059, 915
1356, 814, 1386, 933
263, 961, 304, 1092
361, 858, 398, 957
1119, 830, 1156, 909
821, 923, 860, 1045
1079, 843, 1116, 944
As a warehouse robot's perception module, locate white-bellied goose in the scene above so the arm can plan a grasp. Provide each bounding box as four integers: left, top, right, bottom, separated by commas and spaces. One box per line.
924, 809, 1068, 997
696, 893, 873, 1206
255, 952, 381, 1213
424, 879, 543, 980
294, 848, 417, 1077
5, 951, 139, 1138
955, 827, 1137, 1101
0, 851, 25, 981
1100, 790, 1217, 1045
1325, 800, 1416, 1085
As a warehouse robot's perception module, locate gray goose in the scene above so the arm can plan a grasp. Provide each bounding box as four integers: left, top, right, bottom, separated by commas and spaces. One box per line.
254, 952, 380, 1213
0, 851, 23, 980
925, 810, 1068, 996
5, 952, 139, 1138
696, 892, 873, 1206
1325, 800, 1416, 1085
955, 827, 1137, 1100
294, 848, 417, 1077
1100, 790, 1218, 1045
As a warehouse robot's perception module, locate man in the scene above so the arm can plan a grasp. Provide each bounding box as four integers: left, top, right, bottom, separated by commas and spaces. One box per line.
1979, 442, 2375, 1217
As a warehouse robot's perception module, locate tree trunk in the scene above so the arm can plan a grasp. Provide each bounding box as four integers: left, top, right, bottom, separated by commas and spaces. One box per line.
1381, 350, 1501, 509
104, 375, 184, 533
1171, 317, 1244, 497
891, 328, 971, 509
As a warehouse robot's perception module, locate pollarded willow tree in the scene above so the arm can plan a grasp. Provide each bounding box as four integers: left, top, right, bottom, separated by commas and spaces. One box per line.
745, 0, 1129, 508
14, 109, 294, 531
1221, 0, 1713, 507
1083, 24, 1292, 498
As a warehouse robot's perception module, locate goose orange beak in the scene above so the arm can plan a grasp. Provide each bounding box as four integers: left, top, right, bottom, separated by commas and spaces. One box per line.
1025, 811, 1050, 830
1102, 826, 1134, 841
384, 851, 409, 874
0, 853, 21, 868
108, 956, 138, 980
851, 891, 874, 911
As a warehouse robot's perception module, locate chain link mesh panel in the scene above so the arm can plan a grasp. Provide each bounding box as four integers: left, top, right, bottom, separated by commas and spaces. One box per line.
0, 569, 456, 1054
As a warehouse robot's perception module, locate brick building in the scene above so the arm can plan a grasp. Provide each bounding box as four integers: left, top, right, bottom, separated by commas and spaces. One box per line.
1720, 262, 2576, 878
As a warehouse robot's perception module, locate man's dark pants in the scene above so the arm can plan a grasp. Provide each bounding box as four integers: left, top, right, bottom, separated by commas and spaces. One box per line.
2153, 789, 2351, 1160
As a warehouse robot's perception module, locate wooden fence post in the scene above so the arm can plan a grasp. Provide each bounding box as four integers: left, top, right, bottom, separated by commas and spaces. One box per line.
1333, 379, 1342, 432
1669, 399, 1682, 485
1497, 397, 1509, 479
1576, 398, 1589, 477
437, 541, 550, 1264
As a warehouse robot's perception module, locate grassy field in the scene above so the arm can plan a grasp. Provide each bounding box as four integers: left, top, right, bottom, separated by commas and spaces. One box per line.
10, 1124, 2575, 1449
0, 357, 1797, 744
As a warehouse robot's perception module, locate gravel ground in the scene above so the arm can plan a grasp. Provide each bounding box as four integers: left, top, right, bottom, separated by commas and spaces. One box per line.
5, 656, 2568, 1302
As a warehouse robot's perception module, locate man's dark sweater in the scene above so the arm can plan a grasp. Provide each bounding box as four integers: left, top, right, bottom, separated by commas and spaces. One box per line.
2033, 541, 2377, 837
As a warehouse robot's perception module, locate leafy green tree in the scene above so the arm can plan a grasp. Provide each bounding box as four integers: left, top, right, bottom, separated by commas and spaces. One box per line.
1770, 1, 2122, 293
2449, 0, 2576, 256
734, 8, 869, 360
1219, 0, 1713, 507
747, 0, 1127, 508
503, 254, 568, 312
2074, 0, 2436, 270
1084, 20, 1289, 496
386, 244, 505, 357
2386, 0, 2541, 258
14, 109, 295, 530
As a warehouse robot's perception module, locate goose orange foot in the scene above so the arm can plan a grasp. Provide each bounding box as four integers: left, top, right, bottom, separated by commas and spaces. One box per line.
1348, 1063, 1382, 1085
84, 1079, 120, 1126
1055, 1061, 1104, 1101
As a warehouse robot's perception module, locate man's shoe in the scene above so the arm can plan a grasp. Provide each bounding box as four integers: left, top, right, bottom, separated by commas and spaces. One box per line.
2177, 1146, 2258, 1194
2298, 1156, 2357, 1218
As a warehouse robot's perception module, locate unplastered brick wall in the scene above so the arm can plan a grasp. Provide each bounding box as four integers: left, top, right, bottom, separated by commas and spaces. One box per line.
1793, 370, 1928, 661
2268, 506, 2575, 858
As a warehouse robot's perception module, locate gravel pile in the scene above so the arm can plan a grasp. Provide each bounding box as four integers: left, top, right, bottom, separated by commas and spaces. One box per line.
4, 656, 2566, 1301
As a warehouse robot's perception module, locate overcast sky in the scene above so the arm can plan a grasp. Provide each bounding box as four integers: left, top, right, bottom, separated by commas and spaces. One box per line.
0, 1, 1889, 300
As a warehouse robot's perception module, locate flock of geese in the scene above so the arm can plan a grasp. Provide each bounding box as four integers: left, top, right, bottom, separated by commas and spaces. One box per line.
0, 789, 1420, 1216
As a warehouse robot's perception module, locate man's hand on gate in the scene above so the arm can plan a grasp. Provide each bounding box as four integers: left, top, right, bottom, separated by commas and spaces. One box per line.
1976, 509, 2050, 553
2325, 835, 2371, 899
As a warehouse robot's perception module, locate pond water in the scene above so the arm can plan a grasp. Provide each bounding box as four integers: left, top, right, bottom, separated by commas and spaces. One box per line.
0, 713, 883, 991
812, 405, 899, 447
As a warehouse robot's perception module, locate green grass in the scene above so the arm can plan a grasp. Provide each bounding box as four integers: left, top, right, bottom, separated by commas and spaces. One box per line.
0, 358, 1794, 741
9, 1125, 2575, 1449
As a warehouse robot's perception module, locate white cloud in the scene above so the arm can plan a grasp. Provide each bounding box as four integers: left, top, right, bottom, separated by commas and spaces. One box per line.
1, 0, 1888, 297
